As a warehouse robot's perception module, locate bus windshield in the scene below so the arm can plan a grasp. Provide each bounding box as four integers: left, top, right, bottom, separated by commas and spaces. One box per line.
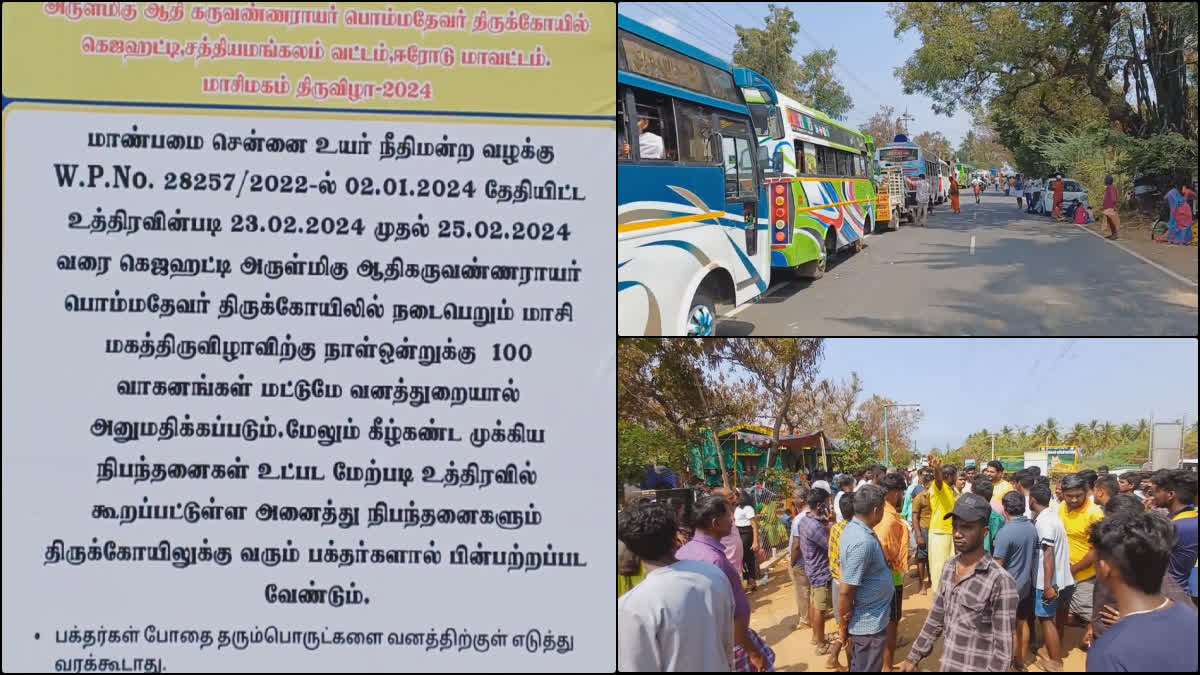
744, 101, 783, 141
880, 147, 918, 162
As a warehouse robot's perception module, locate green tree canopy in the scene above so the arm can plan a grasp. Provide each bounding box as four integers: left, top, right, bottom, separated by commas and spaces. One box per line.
732, 4, 853, 119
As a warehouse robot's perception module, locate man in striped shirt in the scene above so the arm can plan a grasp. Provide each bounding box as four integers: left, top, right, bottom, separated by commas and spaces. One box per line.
901, 492, 1018, 672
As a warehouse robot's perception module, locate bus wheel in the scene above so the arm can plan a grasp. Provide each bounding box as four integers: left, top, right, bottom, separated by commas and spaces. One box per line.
684, 291, 716, 336
854, 223, 867, 252
795, 254, 825, 280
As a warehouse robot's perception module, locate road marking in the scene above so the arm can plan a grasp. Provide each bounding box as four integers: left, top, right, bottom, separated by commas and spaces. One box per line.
970, 235, 975, 255
1068, 221, 1197, 288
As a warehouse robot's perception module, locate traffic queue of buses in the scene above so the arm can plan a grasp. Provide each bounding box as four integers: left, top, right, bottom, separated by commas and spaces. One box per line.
617, 15, 970, 336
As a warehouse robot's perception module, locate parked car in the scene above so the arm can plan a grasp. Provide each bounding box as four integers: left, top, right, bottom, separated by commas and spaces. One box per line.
1039, 178, 1089, 213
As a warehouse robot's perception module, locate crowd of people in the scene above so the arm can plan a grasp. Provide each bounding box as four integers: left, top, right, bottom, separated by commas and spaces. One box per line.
618, 461, 1198, 672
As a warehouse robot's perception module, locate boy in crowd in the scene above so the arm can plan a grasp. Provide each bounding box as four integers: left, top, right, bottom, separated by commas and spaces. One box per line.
1085, 509, 1199, 671
1088, 495, 1195, 649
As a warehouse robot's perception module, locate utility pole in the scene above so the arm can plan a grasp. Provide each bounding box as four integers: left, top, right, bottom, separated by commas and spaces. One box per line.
989, 433, 998, 462
883, 403, 921, 467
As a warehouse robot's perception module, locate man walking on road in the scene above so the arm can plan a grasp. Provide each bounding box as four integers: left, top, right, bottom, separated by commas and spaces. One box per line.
1030, 177, 1043, 214
901, 492, 1018, 672
914, 174, 930, 227
1014, 175, 1025, 210
971, 175, 982, 204
1102, 175, 1120, 240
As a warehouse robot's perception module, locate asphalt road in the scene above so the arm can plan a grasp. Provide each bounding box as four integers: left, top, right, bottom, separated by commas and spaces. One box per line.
718, 190, 1198, 336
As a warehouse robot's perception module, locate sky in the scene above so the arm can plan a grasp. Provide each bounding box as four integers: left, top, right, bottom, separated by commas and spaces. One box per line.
810, 338, 1198, 453
619, 2, 975, 146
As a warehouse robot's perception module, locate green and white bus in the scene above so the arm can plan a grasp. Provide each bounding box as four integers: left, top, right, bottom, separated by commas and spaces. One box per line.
751, 91, 876, 279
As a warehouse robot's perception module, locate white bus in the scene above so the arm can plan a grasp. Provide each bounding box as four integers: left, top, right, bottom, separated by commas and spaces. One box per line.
617, 15, 782, 335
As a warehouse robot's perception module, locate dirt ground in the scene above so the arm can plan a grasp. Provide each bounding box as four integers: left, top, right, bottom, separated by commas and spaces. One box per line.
1082, 211, 1199, 283
749, 556, 1090, 672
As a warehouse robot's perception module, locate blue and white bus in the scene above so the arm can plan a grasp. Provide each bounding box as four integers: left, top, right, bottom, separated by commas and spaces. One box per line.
617, 14, 783, 336
875, 134, 946, 212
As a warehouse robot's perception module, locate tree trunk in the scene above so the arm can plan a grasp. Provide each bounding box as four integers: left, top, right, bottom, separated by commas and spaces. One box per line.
715, 430, 730, 490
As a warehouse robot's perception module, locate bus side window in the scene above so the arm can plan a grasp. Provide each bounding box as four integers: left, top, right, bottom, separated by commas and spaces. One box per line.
674, 100, 717, 164
803, 142, 818, 175
630, 89, 678, 161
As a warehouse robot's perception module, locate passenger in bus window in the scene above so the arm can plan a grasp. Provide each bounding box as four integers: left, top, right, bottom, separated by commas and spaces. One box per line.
636, 115, 664, 159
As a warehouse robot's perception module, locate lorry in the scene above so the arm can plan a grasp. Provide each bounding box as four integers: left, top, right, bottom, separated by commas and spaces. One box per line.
875, 166, 913, 230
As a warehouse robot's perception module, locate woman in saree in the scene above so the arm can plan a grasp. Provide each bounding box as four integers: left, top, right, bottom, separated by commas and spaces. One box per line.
949, 176, 961, 214
1165, 182, 1196, 245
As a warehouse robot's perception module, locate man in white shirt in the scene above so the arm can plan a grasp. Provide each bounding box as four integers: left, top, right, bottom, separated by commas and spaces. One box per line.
637, 116, 663, 159
914, 173, 931, 226
618, 501, 735, 671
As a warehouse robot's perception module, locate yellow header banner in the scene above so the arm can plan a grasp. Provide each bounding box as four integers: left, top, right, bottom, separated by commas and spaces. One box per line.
2, 2, 615, 118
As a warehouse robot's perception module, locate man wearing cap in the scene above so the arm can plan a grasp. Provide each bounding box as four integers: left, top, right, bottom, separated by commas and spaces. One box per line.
900, 492, 1018, 672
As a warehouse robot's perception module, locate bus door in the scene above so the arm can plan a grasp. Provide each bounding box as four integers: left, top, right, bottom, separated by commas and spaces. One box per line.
717, 116, 761, 258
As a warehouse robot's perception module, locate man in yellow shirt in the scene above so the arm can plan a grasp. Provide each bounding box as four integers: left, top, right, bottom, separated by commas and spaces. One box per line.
926, 456, 959, 594
985, 460, 1013, 501
1058, 473, 1103, 632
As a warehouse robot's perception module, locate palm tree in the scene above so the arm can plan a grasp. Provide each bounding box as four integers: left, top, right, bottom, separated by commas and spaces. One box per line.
1067, 423, 1087, 448
1099, 421, 1117, 450
1033, 423, 1046, 446
1136, 418, 1150, 439
1088, 419, 1100, 439
1119, 423, 1135, 442
1044, 417, 1060, 445
1016, 425, 1029, 448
